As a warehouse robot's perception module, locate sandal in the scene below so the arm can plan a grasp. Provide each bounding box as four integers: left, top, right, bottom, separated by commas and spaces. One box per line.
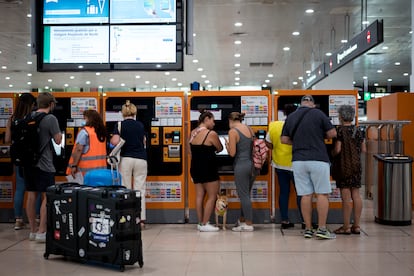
351, 225, 361, 235
334, 226, 351, 235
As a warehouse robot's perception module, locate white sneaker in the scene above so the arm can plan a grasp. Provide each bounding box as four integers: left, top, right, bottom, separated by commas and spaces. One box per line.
197, 223, 202, 231
199, 222, 219, 232
29, 232, 36, 241
232, 224, 254, 232
35, 232, 46, 243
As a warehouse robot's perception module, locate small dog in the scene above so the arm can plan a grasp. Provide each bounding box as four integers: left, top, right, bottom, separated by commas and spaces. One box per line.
215, 194, 228, 230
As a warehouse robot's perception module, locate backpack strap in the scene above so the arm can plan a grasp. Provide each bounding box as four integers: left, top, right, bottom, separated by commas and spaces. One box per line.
290, 108, 312, 139
34, 112, 50, 154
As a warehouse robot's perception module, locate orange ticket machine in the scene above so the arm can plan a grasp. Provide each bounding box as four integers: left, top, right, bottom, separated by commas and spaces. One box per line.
103, 92, 185, 223
187, 90, 272, 224
0, 93, 17, 222
273, 90, 358, 223
50, 92, 101, 182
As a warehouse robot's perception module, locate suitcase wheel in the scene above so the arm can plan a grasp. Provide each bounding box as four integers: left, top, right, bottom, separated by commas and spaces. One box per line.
120, 265, 125, 272
139, 260, 144, 268
44, 252, 49, 259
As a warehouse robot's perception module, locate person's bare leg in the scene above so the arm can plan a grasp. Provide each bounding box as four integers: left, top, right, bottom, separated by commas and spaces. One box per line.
301, 194, 313, 229
195, 183, 205, 224
351, 188, 363, 227
316, 193, 329, 228
37, 193, 47, 233
26, 191, 37, 233
202, 181, 219, 224
340, 188, 352, 229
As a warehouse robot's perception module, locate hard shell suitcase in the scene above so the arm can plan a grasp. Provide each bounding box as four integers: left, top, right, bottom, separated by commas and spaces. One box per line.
44, 185, 143, 271
84, 169, 122, 186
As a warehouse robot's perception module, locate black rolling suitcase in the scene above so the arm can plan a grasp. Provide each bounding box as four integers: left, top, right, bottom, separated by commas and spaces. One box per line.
44, 184, 144, 271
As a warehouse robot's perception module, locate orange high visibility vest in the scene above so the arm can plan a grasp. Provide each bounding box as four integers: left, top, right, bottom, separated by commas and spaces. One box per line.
66, 126, 107, 175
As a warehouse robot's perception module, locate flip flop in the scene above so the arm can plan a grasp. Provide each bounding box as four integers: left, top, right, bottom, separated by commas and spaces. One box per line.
351, 225, 361, 234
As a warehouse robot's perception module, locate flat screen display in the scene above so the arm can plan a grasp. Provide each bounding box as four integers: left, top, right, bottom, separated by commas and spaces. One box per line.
43, 26, 109, 64
110, 0, 176, 23
110, 25, 176, 63
43, 0, 109, 24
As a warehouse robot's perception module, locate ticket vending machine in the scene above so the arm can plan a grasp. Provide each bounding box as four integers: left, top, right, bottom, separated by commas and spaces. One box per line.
50, 92, 101, 182
273, 90, 358, 223
187, 91, 272, 224
103, 92, 185, 223
0, 93, 17, 222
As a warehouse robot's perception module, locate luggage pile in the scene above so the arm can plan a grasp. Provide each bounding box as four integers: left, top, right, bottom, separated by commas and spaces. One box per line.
44, 183, 143, 271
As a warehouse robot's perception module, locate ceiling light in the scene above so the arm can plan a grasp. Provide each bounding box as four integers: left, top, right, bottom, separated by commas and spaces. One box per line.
374, 83, 379, 86
305, 70, 311, 74
177, 83, 182, 86
9, 84, 13, 88
98, 85, 103, 89
197, 67, 203, 71
193, 33, 196, 37
234, 53, 241, 57
27, 14, 32, 18
234, 40, 242, 45
48, 79, 52, 82
1, 66, 7, 69
388, 79, 393, 82
145, 80, 150, 84
45, 86, 49, 89
283, 47, 290, 51
234, 22, 243, 27
207, 84, 212, 88
27, 61, 32, 65
394, 62, 401, 66
341, 39, 348, 43
267, 74, 274, 78
363, 76, 368, 79
5, 76, 10, 80
152, 85, 157, 88
192, 59, 198, 63
292, 81, 298, 85
70, 76, 75, 79
27, 73, 32, 77
353, 81, 356, 85
171, 78, 177, 81
96, 72, 101, 75
377, 70, 382, 73
382, 46, 389, 50
156, 64, 161, 68
362, 20, 369, 25
235, 82, 240, 85
201, 75, 206, 78
27, 43, 31, 47
403, 73, 409, 76
109, 78, 115, 82
262, 84, 268, 88
64, 83, 68, 87
305, 9, 314, 14
85, 81, 91, 84
204, 80, 210, 84
234, 71, 240, 75
235, 77, 240, 81
120, 83, 125, 87
292, 31, 300, 36
27, 82, 31, 85
78, 65, 83, 69
325, 52, 332, 56
298, 76, 303, 80
135, 75, 140, 78
234, 63, 240, 67
265, 79, 270, 83
164, 72, 170, 75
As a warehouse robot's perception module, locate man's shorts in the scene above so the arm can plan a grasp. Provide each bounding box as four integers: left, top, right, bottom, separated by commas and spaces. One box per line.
292, 161, 332, 196
23, 167, 55, 192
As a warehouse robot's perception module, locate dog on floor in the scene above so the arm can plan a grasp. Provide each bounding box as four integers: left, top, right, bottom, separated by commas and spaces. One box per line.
215, 194, 228, 230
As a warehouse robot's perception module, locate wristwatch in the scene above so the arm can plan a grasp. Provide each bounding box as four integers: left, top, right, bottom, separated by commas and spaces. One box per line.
70, 164, 77, 168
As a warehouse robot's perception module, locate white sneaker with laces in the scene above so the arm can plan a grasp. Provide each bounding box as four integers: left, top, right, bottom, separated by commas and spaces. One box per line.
29, 232, 37, 241
199, 222, 219, 232
232, 224, 254, 232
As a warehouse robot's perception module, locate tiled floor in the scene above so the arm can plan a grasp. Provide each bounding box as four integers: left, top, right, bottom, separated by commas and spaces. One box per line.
0, 200, 413, 276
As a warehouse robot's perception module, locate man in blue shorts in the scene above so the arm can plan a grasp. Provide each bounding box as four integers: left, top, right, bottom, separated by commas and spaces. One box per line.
281, 95, 337, 239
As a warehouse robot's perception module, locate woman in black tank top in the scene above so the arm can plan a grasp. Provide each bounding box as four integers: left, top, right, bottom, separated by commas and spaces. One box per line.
189, 111, 223, 232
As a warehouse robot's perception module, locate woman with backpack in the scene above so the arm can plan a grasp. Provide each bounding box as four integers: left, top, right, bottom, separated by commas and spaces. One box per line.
225, 112, 256, 232
5, 93, 41, 231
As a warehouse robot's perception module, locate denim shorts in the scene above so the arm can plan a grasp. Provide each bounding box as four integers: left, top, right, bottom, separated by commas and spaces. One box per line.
292, 161, 331, 196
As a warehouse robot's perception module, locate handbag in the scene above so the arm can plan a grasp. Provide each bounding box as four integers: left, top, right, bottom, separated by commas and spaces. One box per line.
108, 122, 125, 166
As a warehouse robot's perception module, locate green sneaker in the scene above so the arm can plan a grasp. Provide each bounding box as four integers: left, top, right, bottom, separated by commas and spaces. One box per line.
303, 229, 314, 239
315, 228, 336, 239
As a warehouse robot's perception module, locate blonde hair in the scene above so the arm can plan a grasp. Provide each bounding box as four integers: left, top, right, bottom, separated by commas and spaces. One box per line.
228, 111, 245, 122
121, 100, 137, 117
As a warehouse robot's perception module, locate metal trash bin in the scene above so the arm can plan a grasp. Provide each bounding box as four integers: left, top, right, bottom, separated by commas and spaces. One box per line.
373, 154, 412, 226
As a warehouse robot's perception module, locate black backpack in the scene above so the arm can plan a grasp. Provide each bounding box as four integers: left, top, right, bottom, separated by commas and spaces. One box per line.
10, 112, 48, 167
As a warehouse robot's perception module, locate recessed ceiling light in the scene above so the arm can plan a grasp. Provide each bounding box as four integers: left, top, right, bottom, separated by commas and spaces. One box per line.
70, 76, 75, 79
292, 31, 300, 36
394, 62, 401, 66
96, 72, 101, 75
235, 77, 240, 81
234, 22, 243, 27
27, 81, 31, 85
177, 83, 182, 86
27, 61, 32, 65
265, 79, 270, 83
64, 83, 68, 87
305, 9, 314, 14
207, 84, 212, 88
27, 14, 32, 18
9, 84, 13, 88
98, 85, 103, 89
27, 43, 31, 47
165, 72, 170, 75
5, 76, 10, 80
235, 82, 240, 85
388, 78, 393, 82
305, 70, 311, 74
234, 71, 240, 75
268, 74, 274, 78
152, 85, 157, 88
145, 80, 150, 84
1, 66, 7, 69
197, 67, 203, 71
45, 86, 49, 89
341, 39, 348, 43
171, 78, 177, 81
48, 79, 52, 82
362, 20, 370, 25
156, 64, 161, 68
298, 76, 303, 80
234, 63, 240, 67
120, 83, 125, 87
292, 81, 298, 85
374, 83, 379, 86
353, 81, 356, 85
382, 46, 389, 50
234, 40, 242, 45
201, 75, 206, 78
193, 33, 196, 37
135, 75, 140, 78
403, 72, 409, 76
204, 80, 210, 84
109, 78, 115, 82
192, 59, 198, 63
363, 76, 368, 79
283, 47, 290, 51
234, 53, 241, 57
326, 52, 332, 56
85, 81, 91, 84
262, 84, 268, 87
78, 65, 83, 69
377, 70, 383, 73
27, 73, 32, 77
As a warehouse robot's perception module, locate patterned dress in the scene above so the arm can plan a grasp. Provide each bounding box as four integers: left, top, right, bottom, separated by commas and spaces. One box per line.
331, 125, 364, 189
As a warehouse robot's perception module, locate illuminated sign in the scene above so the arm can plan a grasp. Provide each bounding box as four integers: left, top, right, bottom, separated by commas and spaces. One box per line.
305, 63, 327, 89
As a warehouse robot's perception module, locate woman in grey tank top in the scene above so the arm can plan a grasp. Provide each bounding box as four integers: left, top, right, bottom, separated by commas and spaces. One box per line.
225, 112, 256, 232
